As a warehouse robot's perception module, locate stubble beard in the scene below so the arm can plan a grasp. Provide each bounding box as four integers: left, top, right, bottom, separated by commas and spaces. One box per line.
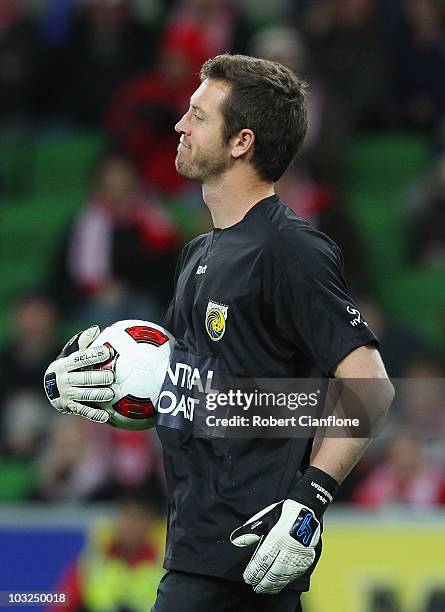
175, 145, 231, 182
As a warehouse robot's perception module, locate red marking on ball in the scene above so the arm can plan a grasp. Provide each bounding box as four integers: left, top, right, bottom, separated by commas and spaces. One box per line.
125, 326, 169, 347
100, 342, 117, 370
114, 395, 156, 419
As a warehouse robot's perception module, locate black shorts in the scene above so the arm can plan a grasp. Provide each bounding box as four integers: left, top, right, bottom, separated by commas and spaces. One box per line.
151, 570, 303, 612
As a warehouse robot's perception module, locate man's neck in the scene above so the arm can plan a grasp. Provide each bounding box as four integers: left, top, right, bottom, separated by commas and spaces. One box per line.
202, 168, 275, 229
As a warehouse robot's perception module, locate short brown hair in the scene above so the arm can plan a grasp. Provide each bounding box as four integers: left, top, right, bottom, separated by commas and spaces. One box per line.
200, 54, 307, 182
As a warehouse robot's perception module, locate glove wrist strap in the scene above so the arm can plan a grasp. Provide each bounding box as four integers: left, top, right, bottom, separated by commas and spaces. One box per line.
289, 466, 339, 520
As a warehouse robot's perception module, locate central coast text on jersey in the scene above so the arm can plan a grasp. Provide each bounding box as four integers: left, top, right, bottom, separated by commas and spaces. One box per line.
157, 350, 228, 430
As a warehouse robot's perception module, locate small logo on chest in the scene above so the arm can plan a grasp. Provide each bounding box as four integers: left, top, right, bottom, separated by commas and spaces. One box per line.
206, 300, 228, 341
196, 265, 207, 275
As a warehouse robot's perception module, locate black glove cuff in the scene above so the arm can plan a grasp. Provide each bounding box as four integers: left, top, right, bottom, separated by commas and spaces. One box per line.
289, 466, 339, 520
57, 332, 82, 360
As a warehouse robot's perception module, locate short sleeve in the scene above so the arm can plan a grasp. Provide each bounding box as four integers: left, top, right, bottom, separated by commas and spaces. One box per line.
273, 233, 379, 375
163, 298, 175, 333
162, 246, 186, 334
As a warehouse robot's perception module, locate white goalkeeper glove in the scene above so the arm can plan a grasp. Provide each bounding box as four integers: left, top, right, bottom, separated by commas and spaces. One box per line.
230, 466, 338, 595
44, 325, 113, 424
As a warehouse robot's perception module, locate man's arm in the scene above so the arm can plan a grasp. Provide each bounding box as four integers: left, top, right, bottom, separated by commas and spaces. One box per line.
231, 344, 394, 594
310, 344, 395, 483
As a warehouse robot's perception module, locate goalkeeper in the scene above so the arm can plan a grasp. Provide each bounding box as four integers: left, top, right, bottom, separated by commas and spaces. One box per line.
45, 54, 394, 611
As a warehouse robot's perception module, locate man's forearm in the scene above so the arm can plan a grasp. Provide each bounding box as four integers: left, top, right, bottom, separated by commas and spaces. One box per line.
310, 436, 373, 484
309, 376, 394, 483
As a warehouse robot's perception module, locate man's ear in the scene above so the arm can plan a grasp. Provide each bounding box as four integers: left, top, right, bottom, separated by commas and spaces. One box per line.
231, 129, 255, 159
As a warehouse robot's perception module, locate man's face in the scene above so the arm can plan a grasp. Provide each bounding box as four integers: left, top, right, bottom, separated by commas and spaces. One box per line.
175, 79, 233, 182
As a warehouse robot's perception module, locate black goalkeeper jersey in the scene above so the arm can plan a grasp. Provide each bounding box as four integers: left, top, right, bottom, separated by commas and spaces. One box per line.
157, 195, 377, 591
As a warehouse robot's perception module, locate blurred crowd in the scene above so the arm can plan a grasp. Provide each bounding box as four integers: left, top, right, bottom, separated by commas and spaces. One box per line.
0, 0, 445, 543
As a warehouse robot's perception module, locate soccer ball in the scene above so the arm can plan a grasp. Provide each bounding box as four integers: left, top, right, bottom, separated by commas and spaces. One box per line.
90, 320, 174, 430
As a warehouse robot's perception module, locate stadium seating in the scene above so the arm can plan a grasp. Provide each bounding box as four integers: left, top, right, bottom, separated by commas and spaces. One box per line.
380, 269, 445, 350
346, 133, 444, 350
346, 132, 432, 273
0, 132, 106, 343
0, 460, 35, 501
31, 132, 107, 197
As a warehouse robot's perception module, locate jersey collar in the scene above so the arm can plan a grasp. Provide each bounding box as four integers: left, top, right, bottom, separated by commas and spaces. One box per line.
213, 195, 279, 231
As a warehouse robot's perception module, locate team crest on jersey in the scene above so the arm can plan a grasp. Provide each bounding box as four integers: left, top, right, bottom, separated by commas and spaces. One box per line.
205, 300, 228, 341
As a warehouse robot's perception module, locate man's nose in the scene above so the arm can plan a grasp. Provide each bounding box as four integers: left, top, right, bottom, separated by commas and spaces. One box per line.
175, 114, 189, 135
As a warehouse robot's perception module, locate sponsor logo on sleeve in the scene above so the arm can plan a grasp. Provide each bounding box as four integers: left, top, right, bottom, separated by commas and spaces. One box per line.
346, 305, 368, 327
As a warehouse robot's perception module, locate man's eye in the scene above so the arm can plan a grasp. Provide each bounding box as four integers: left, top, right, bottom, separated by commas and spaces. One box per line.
193, 112, 204, 121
